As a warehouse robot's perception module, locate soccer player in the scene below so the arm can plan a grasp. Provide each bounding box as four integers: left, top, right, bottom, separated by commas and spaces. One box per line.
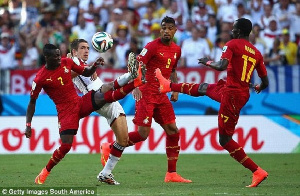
102, 16, 192, 183
24, 44, 145, 185
69, 39, 140, 185
155, 18, 269, 187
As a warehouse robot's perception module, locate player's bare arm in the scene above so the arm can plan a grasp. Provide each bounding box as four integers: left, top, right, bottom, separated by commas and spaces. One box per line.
198, 57, 229, 71
170, 69, 179, 102
25, 97, 37, 139
81, 57, 104, 77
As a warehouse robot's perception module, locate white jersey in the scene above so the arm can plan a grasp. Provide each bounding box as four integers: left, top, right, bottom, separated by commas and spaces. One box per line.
72, 57, 125, 125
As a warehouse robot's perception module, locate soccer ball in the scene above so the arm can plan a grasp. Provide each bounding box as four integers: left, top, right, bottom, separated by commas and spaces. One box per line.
91, 32, 114, 53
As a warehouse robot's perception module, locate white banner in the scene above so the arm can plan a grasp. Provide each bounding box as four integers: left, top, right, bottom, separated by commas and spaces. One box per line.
0, 116, 299, 154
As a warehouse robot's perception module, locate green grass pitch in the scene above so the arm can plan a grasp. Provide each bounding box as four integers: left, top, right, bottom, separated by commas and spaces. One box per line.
1, 154, 300, 195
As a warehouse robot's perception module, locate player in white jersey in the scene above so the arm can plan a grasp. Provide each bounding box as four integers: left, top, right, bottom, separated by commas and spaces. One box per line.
69, 39, 138, 185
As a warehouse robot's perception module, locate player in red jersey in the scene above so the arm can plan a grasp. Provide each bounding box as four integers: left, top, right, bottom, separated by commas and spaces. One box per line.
24, 44, 145, 185
101, 16, 191, 183
155, 18, 269, 187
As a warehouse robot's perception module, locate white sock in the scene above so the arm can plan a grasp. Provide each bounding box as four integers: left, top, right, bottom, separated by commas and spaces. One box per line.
101, 154, 120, 176
116, 73, 132, 87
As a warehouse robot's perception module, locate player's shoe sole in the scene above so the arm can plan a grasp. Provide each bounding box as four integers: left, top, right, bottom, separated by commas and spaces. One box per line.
164, 172, 192, 183
155, 68, 171, 93
127, 52, 138, 79
35, 167, 50, 184
100, 143, 110, 167
246, 167, 268, 187
97, 173, 120, 185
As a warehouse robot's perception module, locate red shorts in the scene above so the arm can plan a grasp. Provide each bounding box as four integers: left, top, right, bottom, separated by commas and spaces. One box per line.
57, 91, 95, 133
218, 88, 249, 136
133, 93, 176, 127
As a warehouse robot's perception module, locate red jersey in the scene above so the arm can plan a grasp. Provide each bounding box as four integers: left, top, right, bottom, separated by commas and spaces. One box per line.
30, 58, 85, 108
137, 38, 181, 94
221, 39, 267, 89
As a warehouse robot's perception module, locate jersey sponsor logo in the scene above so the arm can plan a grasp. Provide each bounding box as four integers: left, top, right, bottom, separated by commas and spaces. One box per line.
222, 46, 228, 53
159, 52, 164, 56
46, 77, 52, 81
140, 48, 148, 56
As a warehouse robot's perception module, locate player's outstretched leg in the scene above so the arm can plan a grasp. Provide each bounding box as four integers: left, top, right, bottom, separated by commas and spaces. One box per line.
100, 142, 111, 167
246, 167, 268, 187
155, 68, 171, 93
35, 167, 50, 184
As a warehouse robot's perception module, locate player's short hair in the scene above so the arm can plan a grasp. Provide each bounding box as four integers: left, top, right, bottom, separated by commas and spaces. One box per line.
235, 18, 252, 36
161, 16, 176, 25
70, 39, 88, 55
43, 44, 58, 57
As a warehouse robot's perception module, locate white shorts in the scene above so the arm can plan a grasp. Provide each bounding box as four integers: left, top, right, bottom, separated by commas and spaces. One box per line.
95, 101, 125, 125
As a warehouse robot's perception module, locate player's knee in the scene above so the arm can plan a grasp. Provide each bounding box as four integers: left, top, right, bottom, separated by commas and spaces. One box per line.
198, 83, 208, 96
138, 131, 149, 140
219, 135, 231, 147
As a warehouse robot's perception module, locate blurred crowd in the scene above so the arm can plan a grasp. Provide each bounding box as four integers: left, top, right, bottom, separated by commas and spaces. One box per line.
0, 0, 300, 70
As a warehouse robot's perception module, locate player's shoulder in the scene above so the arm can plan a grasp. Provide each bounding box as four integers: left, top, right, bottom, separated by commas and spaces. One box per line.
34, 66, 46, 82
61, 57, 71, 64
226, 39, 238, 46
62, 57, 79, 67
171, 41, 181, 50
146, 38, 160, 48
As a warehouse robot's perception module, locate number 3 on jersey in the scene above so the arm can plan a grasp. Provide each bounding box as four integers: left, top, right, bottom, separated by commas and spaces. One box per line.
241, 55, 256, 83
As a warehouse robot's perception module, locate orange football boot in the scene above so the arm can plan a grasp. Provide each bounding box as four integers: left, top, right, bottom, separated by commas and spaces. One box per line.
35, 167, 50, 184
155, 68, 171, 93
133, 62, 146, 87
164, 172, 192, 183
246, 167, 268, 187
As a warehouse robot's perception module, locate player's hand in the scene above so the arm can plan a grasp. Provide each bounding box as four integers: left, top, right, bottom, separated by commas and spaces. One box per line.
91, 72, 98, 81
132, 88, 142, 101
93, 57, 105, 67
170, 92, 178, 102
198, 57, 210, 66
66, 53, 72, 58
250, 83, 261, 94
24, 126, 32, 138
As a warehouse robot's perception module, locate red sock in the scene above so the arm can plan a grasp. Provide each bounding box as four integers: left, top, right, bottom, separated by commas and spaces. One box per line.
110, 142, 125, 158
171, 83, 201, 96
166, 133, 180, 173
46, 143, 72, 172
113, 80, 121, 90
223, 139, 258, 172
104, 82, 135, 102
127, 131, 145, 146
